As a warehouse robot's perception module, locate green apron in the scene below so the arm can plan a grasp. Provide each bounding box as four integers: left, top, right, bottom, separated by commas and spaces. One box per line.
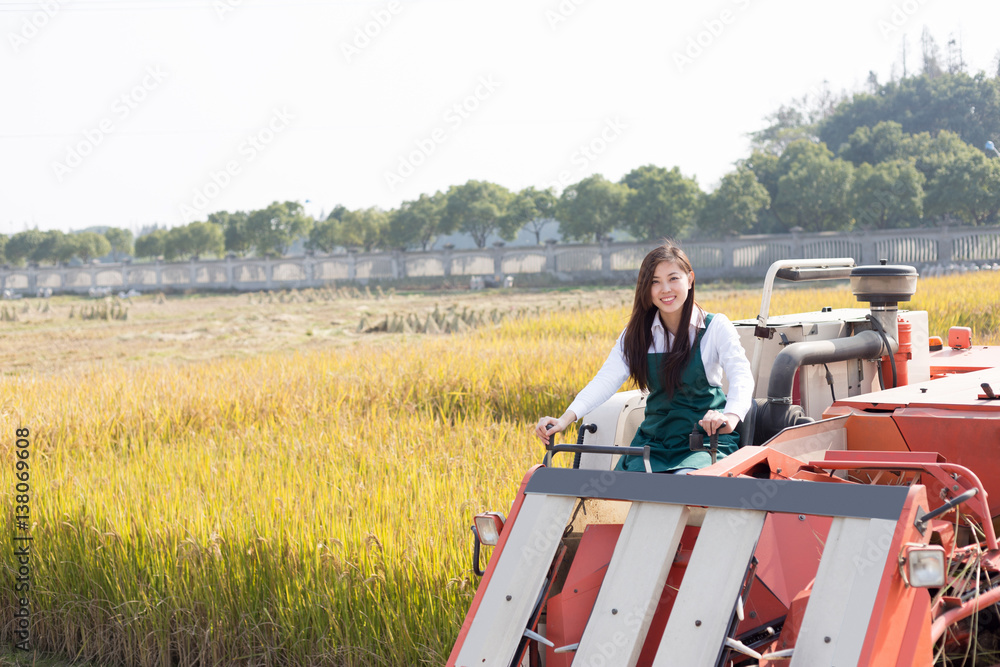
616, 313, 739, 473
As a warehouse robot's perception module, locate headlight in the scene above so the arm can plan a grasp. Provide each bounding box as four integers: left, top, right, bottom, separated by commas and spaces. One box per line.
900, 544, 946, 588
474, 512, 505, 546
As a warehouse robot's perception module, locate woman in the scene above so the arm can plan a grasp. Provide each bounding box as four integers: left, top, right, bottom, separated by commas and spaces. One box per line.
535, 242, 754, 473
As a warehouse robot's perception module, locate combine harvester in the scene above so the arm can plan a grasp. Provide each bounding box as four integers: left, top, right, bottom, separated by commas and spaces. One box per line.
448, 259, 1000, 667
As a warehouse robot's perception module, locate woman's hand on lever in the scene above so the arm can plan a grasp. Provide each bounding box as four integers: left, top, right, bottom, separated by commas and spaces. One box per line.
699, 410, 738, 436
535, 411, 577, 445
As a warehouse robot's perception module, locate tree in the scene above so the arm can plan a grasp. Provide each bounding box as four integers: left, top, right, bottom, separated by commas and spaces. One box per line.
902, 129, 975, 186
866, 70, 880, 94
924, 149, 1000, 225
0, 234, 7, 265
750, 105, 813, 155
5, 229, 45, 266
849, 160, 925, 228
742, 151, 781, 199
921, 27, 943, 78
163, 226, 192, 261
505, 186, 557, 244
739, 151, 787, 232
772, 140, 854, 232
327, 204, 349, 222
307, 217, 341, 254
839, 121, 907, 166
443, 181, 516, 248
31, 230, 68, 265
621, 165, 702, 241
819, 72, 1000, 159
53, 233, 80, 265
209, 211, 251, 257
186, 221, 225, 258
388, 192, 451, 250
245, 201, 313, 256
72, 232, 112, 262
135, 229, 167, 259
946, 34, 966, 75
698, 168, 771, 236
750, 82, 845, 154
104, 227, 134, 262
556, 175, 628, 242
158, 222, 224, 260
337, 207, 389, 252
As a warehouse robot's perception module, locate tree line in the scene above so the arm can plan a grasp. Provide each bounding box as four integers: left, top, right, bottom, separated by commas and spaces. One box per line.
0, 228, 132, 268
734, 67, 1000, 234
4, 65, 1000, 267
139, 175, 703, 260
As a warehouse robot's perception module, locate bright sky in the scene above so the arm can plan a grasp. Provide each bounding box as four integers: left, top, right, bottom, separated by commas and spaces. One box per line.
2, 0, 998, 235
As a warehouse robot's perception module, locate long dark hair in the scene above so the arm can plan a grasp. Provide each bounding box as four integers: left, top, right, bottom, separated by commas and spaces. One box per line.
622, 241, 696, 395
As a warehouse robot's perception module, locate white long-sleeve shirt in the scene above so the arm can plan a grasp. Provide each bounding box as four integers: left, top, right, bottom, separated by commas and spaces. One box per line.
566, 307, 754, 422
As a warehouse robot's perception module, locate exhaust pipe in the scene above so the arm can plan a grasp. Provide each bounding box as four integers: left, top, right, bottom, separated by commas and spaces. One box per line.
767, 330, 895, 401
758, 330, 896, 436
756, 262, 917, 439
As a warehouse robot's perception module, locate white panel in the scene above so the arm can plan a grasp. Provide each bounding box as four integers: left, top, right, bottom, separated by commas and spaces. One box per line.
579, 390, 642, 448
455, 494, 576, 667
652, 509, 767, 667
789, 517, 896, 667
764, 416, 848, 463
905, 310, 931, 384
578, 390, 645, 471
572, 502, 689, 667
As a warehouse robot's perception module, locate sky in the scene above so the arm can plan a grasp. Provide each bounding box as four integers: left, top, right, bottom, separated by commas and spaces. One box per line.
2, 0, 998, 236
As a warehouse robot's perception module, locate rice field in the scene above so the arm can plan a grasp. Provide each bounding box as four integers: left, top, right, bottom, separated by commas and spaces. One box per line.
1, 272, 999, 666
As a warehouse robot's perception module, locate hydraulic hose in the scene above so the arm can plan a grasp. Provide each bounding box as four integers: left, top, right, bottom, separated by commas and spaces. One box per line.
867, 314, 898, 388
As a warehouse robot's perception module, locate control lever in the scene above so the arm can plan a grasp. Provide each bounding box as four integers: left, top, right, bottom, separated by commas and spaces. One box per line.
544, 424, 652, 473
915, 487, 978, 534
689, 428, 719, 464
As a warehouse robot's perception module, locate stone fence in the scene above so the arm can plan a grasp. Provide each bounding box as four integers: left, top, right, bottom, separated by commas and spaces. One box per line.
4, 225, 1000, 295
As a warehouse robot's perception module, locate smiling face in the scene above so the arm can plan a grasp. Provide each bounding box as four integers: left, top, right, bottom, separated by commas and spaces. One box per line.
650, 260, 693, 334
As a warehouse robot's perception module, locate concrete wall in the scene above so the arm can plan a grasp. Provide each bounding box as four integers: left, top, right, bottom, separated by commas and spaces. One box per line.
5, 225, 1000, 295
